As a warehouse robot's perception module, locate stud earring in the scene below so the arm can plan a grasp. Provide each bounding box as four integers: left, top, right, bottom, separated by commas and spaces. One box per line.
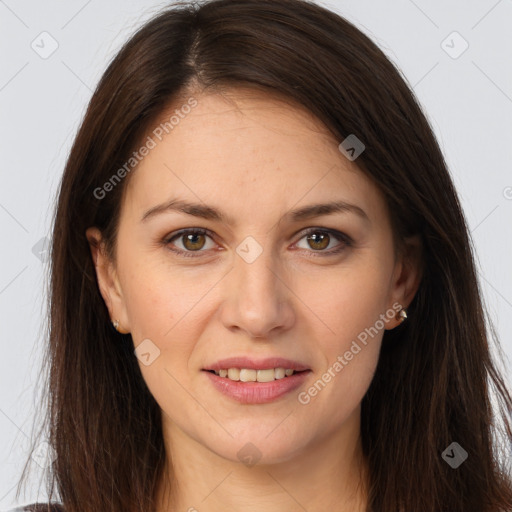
112, 319, 120, 331
396, 308, 408, 324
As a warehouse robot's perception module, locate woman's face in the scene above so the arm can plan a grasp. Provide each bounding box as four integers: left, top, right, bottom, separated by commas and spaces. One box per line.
88, 88, 418, 466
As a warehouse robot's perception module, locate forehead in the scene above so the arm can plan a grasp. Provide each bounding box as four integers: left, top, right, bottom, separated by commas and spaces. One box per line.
121, 88, 386, 226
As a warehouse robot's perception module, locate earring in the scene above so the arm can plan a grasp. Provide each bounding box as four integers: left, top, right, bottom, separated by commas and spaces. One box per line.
112, 319, 120, 331
396, 308, 408, 324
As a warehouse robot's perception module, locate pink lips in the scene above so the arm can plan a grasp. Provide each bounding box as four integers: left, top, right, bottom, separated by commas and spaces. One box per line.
202, 356, 311, 404
204, 370, 310, 404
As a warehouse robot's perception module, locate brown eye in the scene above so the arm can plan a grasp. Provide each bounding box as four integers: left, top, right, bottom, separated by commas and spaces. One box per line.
182, 232, 207, 251
306, 232, 330, 250
295, 228, 352, 256
165, 228, 216, 256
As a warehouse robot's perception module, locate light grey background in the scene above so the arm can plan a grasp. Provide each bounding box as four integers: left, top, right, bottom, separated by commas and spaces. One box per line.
1, 0, 511, 508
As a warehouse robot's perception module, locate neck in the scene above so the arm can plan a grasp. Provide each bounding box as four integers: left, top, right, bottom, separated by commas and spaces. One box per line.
155, 410, 369, 512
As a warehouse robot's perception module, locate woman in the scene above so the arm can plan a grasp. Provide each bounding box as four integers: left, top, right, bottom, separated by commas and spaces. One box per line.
12, 0, 512, 510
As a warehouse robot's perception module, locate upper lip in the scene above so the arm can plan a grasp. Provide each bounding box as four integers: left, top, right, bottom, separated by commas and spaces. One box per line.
203, 356, 310, 372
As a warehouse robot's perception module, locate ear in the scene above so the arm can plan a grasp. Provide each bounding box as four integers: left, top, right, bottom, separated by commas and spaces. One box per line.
85, 227, 131, 334
385, 234, 423, 330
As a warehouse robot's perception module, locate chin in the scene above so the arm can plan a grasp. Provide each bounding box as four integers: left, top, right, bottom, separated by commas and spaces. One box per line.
206, 431, 308, 467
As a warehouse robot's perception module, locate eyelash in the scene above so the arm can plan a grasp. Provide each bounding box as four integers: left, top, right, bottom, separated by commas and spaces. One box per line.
162, 227, 353, 259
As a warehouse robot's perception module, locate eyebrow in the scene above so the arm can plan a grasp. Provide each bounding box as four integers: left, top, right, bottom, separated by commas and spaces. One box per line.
140, 198, 370, 225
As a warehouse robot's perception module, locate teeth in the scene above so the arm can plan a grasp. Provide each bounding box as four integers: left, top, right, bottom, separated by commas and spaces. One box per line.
240, 369, 257, 382
275, 367, 285, 379
256, 369, 275, 383
213, 367, 299, 382
227, 368, 240, 381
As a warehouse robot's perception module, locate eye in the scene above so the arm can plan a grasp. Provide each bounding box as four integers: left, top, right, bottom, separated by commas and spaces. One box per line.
294, 228, 352, 256
164, 228, 216, 257
163, 227, 352, 258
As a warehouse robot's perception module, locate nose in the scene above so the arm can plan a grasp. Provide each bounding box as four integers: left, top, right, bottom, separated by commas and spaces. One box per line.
219, 244, 296, 340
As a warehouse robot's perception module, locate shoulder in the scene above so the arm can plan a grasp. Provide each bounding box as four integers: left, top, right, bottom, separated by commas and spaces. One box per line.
4, 504, 65, 512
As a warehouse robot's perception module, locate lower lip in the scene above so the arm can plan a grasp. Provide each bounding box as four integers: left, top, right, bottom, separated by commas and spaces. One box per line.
203, 370, 311, 404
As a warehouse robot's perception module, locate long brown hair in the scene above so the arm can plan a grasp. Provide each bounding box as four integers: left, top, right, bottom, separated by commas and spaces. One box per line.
16, 0, 512, 510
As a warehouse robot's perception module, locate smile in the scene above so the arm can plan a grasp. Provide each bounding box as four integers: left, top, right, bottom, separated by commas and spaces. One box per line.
208, 367, 301, 382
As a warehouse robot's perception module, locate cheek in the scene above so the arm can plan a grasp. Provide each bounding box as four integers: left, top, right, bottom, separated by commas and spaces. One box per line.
118, 252, 222, 377
298, 259, 391, 408
119, 262, 212, 412
307, 258, 393, 342
319, 299, 384, 400
300, 303, 384, 430
119, 249, 201, 334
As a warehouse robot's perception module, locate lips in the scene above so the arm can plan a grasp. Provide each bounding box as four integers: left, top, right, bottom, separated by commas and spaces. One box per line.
201, 356, 312, 403
204, 369, 311, 404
